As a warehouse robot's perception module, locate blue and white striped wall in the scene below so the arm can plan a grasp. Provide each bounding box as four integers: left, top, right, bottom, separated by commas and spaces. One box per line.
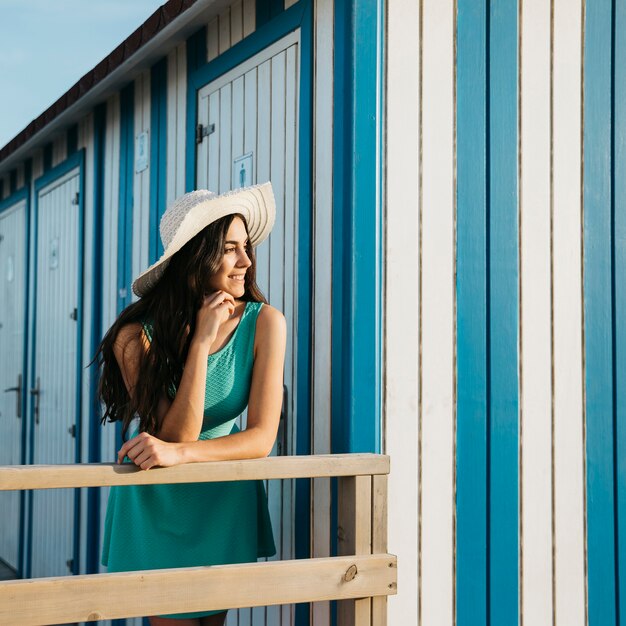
386, 1, 626, 624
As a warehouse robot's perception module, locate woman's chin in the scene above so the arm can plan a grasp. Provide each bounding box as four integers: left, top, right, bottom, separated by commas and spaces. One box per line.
223, 284, 245, 298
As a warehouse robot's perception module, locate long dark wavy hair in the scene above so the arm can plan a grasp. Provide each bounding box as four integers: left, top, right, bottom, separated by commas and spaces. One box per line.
92, 213, 267, 440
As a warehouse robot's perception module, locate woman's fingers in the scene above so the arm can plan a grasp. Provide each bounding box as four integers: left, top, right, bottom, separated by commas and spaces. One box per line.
117, 432, 149, 464
132, 448, 152, 468
117, 433, 174, 470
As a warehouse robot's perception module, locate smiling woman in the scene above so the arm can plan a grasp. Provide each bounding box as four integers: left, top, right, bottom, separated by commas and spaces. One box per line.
91, 182, 287, 625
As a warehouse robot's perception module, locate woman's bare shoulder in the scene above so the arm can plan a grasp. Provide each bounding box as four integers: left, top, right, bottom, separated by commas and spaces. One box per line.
257, 303, 286, 325
112, 322, 149, 362
254, 304, 286, 349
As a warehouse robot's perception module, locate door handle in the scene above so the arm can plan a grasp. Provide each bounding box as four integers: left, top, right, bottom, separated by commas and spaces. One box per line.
3, 373, 22, 418
30, 377, 41, 424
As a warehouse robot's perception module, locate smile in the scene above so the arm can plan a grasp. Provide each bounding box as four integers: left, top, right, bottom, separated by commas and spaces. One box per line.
229, 275, 245, 282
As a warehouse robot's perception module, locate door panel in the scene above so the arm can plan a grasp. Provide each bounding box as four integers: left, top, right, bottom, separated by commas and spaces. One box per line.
0, 199, 27, 572
30, 172, 80, 578
197, 31, 300, 626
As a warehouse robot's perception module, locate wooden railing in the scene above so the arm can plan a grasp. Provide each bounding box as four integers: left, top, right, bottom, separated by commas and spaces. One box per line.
0, 454, 395, 625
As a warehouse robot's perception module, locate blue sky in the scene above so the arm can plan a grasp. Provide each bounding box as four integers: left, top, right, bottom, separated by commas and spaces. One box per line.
0, 0, 166, 148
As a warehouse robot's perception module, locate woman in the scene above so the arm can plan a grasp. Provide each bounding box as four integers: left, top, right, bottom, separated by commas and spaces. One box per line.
94, 183, 287, 625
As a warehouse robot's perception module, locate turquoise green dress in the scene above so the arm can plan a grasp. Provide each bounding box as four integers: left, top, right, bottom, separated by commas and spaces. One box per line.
101, 301, 276, 619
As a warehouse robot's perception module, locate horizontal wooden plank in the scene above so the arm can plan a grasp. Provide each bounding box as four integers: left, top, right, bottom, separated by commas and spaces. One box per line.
0, 554, 397, 625
0, 454, 390, 491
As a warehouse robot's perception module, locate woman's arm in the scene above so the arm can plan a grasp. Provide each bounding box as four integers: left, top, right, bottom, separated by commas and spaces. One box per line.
117, 304, 287, 469
113, 290, 236, 444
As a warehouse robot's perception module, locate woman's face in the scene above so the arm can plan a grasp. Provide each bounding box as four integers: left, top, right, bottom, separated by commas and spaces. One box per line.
206, 216, 252, 298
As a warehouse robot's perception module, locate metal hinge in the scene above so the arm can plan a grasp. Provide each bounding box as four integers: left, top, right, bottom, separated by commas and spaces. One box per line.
66, 558, 74, 572
68, 424, 76, 438
71, 192, 79, 206
70, 307, 78, 321
196, 123, 215, 144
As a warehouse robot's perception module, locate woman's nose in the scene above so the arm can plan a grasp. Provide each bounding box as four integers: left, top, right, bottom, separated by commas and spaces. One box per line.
238, 251, 252, 268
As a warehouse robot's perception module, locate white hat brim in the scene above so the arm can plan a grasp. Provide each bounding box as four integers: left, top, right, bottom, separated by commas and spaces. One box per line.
132, 182, 276, 297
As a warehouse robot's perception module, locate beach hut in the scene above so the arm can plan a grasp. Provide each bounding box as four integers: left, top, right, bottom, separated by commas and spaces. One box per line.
0, 0, 623, 625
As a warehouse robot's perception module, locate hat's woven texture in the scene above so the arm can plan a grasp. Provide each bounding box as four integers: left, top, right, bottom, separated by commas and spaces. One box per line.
132, 182, 276, 297
160, 190, 217, 249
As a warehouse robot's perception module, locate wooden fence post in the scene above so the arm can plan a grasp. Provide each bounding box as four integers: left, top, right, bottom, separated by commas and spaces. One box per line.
338, 475, 372, 626
371, 474, 391, 625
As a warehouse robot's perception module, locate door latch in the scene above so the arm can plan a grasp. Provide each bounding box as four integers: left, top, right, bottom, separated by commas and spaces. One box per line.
196, 123, 216, 144
30, 377, 41, 424
4, 373, 22, 418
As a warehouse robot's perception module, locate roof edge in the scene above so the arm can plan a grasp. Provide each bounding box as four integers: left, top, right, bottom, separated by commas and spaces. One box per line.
0, 0, 223, 172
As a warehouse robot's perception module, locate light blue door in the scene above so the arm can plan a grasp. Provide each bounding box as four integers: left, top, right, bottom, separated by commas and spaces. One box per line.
30, 170, 81, 577
0, 196, 27, 572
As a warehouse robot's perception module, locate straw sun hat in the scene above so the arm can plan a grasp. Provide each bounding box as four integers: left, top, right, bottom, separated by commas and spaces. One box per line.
132, 181, 276, 297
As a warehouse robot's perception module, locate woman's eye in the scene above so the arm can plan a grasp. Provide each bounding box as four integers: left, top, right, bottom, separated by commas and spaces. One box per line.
225, 247, 235, 254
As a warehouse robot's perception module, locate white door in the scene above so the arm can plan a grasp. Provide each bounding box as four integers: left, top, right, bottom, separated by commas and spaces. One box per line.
30, 171, 81, 577
0, 198, 27, 572
196, 30, 300, 626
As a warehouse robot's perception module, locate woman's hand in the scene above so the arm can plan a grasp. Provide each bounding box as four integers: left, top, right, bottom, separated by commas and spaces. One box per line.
194, 290, 236, 346
117, 432, 182, 470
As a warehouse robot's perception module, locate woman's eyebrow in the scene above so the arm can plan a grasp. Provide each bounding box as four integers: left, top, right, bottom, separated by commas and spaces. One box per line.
225, 238, 249, 244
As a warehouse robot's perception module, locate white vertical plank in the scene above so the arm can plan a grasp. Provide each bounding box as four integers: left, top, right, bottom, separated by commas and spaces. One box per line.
552, 1, 585, 624
263, 49, 288, 626
219, 7, 232, 55
420, 1, 455, 624
208, 16, 220, 62
141, 71, 151, 273
385, 0, 420, 624
232, 75, 245, 163
207, 89, 221, 192
132, 71, 151, 301
197, 94, 210, 190
252, 56, 272, 626
243, 0, 255, 38
520, 1, 553, 624
100, 94, 120, 473
244, 67, 258, 182
256, 59, 271, 298
176, 43, 187, 199
311, 0, 333, 624
52, 134, 67, 166
219, 83, 233, 193
167, 46, 180, 203
231, 0, 243, 46
244, 66, 261, 626
16, 163, 24, 189
281, 42, 298, 626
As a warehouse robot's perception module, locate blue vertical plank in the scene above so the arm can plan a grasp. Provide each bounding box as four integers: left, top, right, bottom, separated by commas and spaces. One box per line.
330, 0, 382, 457
185, 27, 207, 194
615, 1, 626, 624
584, 0, 618, 624
456, 0, 488, 624
87, 102, 106, 574
293, 1, 313, 623
488, 0, 519, 624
